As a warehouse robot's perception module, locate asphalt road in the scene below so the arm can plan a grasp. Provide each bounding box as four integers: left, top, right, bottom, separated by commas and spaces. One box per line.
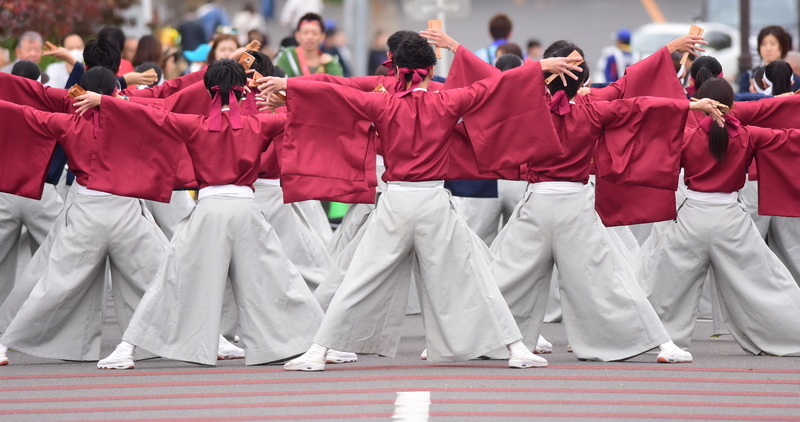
2, 308, 799, 421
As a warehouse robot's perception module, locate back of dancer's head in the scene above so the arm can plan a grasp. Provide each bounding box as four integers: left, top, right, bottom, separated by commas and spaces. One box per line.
393, 33, 436, 79
765, 60, 794, 95
387, 30, 417, 56
84, 35, 121, 74
543, 40, 588, 98
11, 60, 40, 81
81, 67, 118, 96
204, 58, 247, 106
695, 77, 733, 163
690, 56, 722, 91
98, 27, 125, 54
247, 50, 275, 76
752, 66, 768, 92
134, 62, 163, 86
495, 53, 523, 71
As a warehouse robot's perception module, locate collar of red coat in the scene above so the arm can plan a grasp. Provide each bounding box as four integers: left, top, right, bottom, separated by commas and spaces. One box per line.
699, 114, 742, 140
548, 90, 572, 115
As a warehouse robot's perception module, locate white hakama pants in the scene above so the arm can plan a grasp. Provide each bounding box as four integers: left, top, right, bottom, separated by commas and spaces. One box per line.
123, 195, 323, 366
491, 184, 670, 361
0, 185, 63, 304
144, 190, 196, 240
294, 200, 333, 246
327, 203, 375, 260
314, 182, 521, 362
254, 182, 333, 291
0, 192, 166, 361
638, 197, 800, 355
451, 196, 502, 246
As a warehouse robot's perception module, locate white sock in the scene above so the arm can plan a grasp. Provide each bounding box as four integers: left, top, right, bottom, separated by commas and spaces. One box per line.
659, 341, 677, 351
118, 341, 135, 355
306, 343, 329, 359
506, 340, 530, 356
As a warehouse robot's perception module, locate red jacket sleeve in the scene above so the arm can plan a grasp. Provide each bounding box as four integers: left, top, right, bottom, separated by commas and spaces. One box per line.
443, 47, 500, 90
752, 126, 800, 217
0, 72, 73, 113
124, 68, 207, 98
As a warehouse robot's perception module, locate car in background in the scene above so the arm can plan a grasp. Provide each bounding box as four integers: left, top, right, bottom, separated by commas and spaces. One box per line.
631, 22, 740, 83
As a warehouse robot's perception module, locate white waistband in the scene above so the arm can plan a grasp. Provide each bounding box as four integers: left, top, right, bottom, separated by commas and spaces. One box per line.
75, 182, 112, 197
685, 189, 738, 204
386, 180, 445, 191
376, 155, 385, 167
198, 185, 254, 200
528, 181, 584, 194
254, 178, 281, 187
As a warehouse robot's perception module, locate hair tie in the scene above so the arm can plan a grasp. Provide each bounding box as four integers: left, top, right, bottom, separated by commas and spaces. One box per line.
547, 90, 571, 115
381, 59, 396, 76
209, 85, 244, 132
394, 66, 432, 96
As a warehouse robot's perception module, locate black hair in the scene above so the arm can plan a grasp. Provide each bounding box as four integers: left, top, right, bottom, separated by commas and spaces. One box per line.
83, 35, 121, 74
247, 50, 275, 76
543, 40, 588, 98
97, 27, 125, 53
764, 60, 794, 96
280, 36, 299, 48
527, 39, 541, 50
273, 65, 287, 78
386, 30, 417, 55
81, 67, 118, 96
752, 66, 767, 91
393, 33, 437, 85
11, 60, 41, 81
134, 62, 163, 86
488, 14, 512, 40
495, 54, 523, 71
204, 58, 247, 106
757, 25, 791, 60
689, 56, 722, 92
496, 43, 523, 59
695, 77, 734, 163
296, 12, 325, 32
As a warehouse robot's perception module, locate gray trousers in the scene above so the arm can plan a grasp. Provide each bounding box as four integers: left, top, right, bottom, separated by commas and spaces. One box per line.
638, 198, 800, 355
0, 193, 166, 361
294, 200, 333, 246
0, 185, 63, 305
314, 184, 521, 363
144, 190, 196, 240
123, 196, 323, 366
254, 184, 333, 291
491, 189, 670, 361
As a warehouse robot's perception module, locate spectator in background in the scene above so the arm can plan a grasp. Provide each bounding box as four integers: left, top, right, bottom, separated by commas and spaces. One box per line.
247, 29, 277, 57
597, 29, 639, 83
99, 27, 135, 75
474, 14, 512, 64
179, 11, 208, 53
197, 0, 231, 42
161, 47, 181, 80
276, 13, 341, 77
45, 34, 84, 88
262, 0, 275, 20
0, 47, 8, 69
132, 35, 164, 68
207, 34, 240, 64
785, 51, 800, 91
1, 31, 44, 74
280, 0, 323, 29
367, 30, 389, 75
323, 27, 352, 77
123, 38, 139, 63
525, 39, 542, 62
495, 43, 523, 64
738, 25, 791, 93
233, 2, 267, 45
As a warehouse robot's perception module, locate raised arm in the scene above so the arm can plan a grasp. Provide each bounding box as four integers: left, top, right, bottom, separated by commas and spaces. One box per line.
0, 72, 72, 113
123, 68, 208, 98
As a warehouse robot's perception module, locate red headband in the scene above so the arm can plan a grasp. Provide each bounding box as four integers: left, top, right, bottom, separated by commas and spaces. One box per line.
209, 85, 244, 132
394, 66, 432, 96
382, 59, 396, 76
299, 19, 324, 32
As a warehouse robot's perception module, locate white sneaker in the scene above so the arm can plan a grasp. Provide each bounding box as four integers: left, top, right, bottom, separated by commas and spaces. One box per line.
234, 335, 241, 343
325, 349, 357, 364
98, 341, 135, 369
0, 344, 8, 366
534, 336, 553, 354
507, 340, 548, 368
284, 343, 327, 371
420, 349, 427, 360
657, 342, 693, 363
218, 335, 245, 360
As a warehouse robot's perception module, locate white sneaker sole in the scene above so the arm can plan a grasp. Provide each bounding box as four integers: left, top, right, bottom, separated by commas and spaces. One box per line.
534, 348, 552, 354
326, 352, 357, 364
509, 358, 548, 368
284, 361, 325, 371
97, 361, 134, 370
657, 355, 693, 363
218, 354, 245, 360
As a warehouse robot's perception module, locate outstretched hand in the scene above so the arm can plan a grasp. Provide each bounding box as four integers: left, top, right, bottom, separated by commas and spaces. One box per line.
691, 97, 726, 127
257, 76, 287, 95
667, 35, 708, 56
420, 29, 459, 52
540, 57, 584, 86
73, 92, 102, 116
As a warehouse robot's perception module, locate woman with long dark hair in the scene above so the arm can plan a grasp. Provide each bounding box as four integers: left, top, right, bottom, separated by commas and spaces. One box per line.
639, 78, 800, 356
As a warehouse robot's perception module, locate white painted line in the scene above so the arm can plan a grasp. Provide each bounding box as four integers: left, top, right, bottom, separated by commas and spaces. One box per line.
392, 391, 431, 421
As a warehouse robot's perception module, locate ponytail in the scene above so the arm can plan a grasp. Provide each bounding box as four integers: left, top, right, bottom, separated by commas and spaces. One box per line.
695, 77, 734, 163
765, 60, 794, 96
